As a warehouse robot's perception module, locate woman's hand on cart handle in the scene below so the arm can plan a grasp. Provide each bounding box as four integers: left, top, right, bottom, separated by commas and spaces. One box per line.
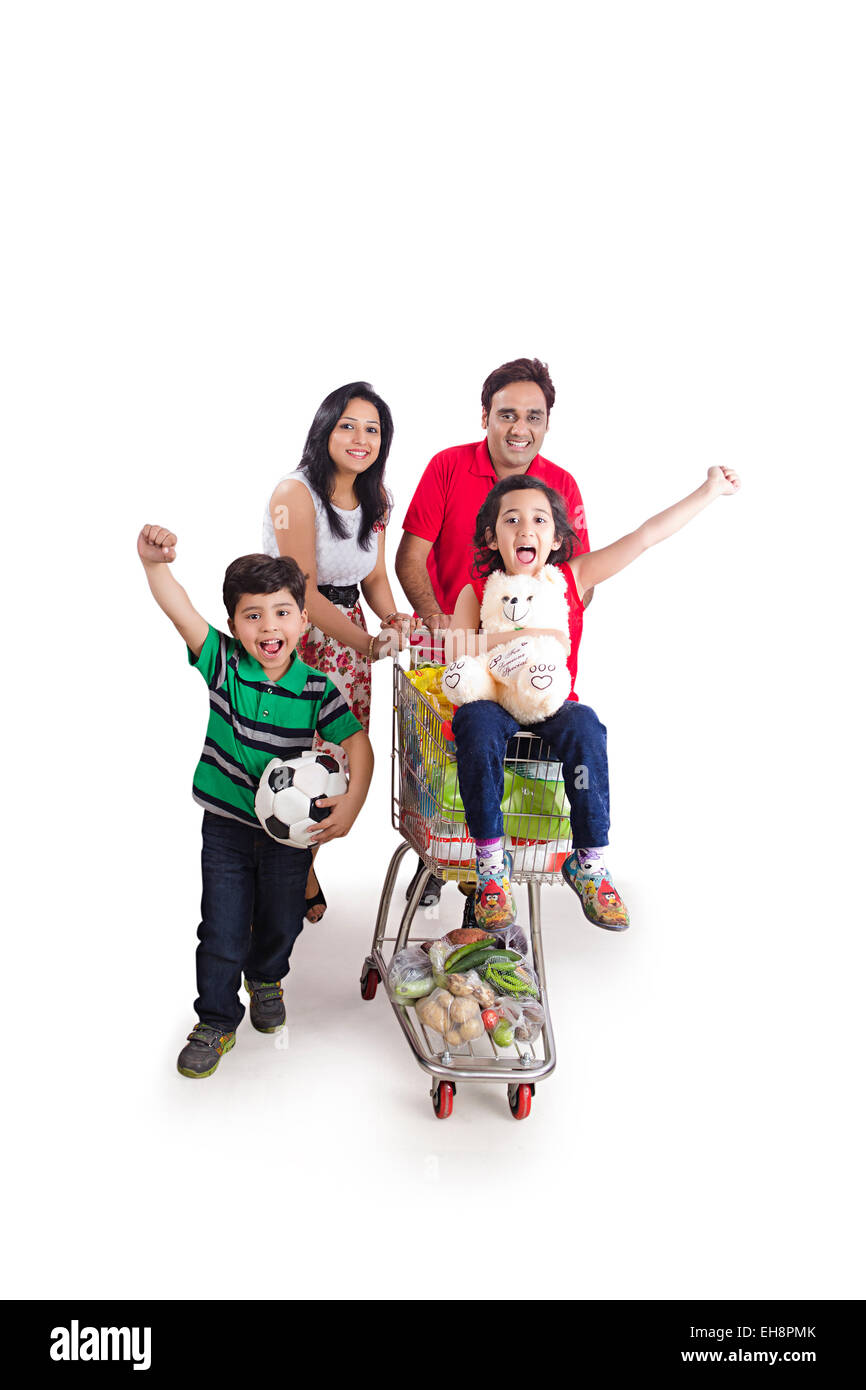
379, 611, 419, 642
370, 630, 404, 661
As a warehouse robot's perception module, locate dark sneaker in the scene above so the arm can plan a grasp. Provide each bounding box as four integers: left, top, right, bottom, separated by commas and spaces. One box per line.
244, 978, 286, 1033
406, 857, 443, 908
177, 1023, 236, 1078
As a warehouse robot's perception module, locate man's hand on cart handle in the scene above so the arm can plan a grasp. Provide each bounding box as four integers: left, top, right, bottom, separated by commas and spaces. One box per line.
421, 610, 451, 632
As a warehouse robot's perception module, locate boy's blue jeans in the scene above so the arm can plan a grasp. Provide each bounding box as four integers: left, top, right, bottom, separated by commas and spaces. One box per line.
196, 812, 311, 1033
451, 699, 610, 849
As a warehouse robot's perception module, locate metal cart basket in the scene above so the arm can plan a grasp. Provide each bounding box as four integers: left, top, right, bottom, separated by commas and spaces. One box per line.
360, 660, 573, 1120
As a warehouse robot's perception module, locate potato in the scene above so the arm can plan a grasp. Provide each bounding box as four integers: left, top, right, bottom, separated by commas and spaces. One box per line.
446, 973, 474, 997
415, 991, 451, 1035
449, 996, 480, 1025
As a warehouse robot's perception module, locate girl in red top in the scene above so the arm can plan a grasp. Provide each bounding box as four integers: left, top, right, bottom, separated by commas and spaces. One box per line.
445, 469, 740, 932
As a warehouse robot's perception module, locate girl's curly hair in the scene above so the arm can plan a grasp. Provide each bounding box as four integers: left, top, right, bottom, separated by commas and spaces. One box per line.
470, 476, 578, 581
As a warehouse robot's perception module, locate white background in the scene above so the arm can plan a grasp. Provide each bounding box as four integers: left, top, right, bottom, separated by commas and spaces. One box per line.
2, 1, 863, 1300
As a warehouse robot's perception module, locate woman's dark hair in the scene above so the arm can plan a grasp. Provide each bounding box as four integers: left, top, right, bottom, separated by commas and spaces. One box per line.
298, 381, 394, 550
223, 553, 307, 618
471, 476, 577, 581
480, 357, 555, 417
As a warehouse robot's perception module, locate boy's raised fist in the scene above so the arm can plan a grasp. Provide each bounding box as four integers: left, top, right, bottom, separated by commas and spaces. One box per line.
707, 466, 741, 496
138, 524, 177, 564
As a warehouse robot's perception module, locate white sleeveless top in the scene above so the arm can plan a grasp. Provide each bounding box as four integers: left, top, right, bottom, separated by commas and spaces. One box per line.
262, 469, 379, 587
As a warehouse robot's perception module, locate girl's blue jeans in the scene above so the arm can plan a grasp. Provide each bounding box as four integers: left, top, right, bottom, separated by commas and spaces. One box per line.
195, 812, 311, 1032
451, 699, 610, 849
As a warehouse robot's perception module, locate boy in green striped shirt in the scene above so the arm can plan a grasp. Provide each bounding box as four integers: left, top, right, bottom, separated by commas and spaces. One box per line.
139, 523, 374, 1078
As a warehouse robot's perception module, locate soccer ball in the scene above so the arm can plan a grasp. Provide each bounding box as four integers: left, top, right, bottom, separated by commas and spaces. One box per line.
254, 751, 348, 848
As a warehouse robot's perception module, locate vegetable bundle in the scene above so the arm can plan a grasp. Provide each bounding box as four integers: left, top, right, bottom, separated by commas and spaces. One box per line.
387, 925, 545, 1051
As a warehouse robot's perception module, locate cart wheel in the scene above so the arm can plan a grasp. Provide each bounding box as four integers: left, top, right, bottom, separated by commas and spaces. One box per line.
359, 960, 379, 1001
508, 1083, 533, 1120
432, 1081, 455, 1119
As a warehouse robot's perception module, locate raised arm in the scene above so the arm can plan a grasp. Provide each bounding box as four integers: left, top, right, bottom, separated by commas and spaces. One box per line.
138, 524, 209, 657
569, 467, 741, 600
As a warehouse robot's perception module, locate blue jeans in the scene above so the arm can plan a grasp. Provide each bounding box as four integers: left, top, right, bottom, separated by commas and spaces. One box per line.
195, 812, 311, 1032
451, 700, 610, 849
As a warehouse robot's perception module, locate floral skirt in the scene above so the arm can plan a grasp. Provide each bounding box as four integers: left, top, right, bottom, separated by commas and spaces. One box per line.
298, 601, 371, 772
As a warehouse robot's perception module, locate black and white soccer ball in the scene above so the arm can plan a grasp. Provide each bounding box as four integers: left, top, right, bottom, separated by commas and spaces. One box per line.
254, 751, 348, 848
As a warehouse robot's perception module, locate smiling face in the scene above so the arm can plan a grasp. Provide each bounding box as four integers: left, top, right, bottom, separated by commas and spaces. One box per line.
228, 588, 307, 681
487, 488, 561, 577
482, 381, 549, 477
327, 397, 382, 480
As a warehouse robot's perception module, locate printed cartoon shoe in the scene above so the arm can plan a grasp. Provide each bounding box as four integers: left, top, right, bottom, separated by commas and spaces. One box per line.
244, 978, 286, 1033
562, 852, 630, 931
473, 853, 516, 931
176, 1023, 237, 1078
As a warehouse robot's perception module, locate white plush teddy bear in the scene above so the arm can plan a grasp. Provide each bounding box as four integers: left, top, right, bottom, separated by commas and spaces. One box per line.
442, 565, 572, 723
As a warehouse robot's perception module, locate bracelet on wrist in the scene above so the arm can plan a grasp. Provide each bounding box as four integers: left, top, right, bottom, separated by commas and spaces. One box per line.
368, 635, 376, 661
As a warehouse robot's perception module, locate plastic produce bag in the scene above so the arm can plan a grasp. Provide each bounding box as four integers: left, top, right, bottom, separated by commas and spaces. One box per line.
491, 995, 547, 1046
405, 665, 455, 723
414, 988, 485, 1048
439, 762, 570, 843
444, 969, 496, 1008
387, 946, 435, 1003
475, 953, 540, 1000
489, 921, 531, 962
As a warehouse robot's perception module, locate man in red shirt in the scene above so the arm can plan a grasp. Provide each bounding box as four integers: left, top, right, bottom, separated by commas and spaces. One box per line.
396, 357, 592, 907
396, 357, 592, 629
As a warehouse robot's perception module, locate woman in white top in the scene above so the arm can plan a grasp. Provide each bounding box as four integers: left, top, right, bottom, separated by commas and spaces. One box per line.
264, 381, 413, 920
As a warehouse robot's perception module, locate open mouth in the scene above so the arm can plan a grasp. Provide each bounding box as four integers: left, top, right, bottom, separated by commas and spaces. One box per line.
516, 546, 537, 565
346, 449, 369, 460
258, 639, 284, 657
506, 439, 530, 450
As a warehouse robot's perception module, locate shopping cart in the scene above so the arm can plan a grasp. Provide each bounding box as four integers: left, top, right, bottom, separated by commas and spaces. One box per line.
360, 658, 574, 1120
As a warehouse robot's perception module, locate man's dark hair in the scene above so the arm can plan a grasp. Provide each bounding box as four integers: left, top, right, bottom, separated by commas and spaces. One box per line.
222, 553, 307, 619
471, 476, 577, 580
480, 357, 556, 417
299, 380, 394, 550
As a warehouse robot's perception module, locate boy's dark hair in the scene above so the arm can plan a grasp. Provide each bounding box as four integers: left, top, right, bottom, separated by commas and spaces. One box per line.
222, 553, 307, 618
480, 357, 556, 417
471, 476, 577, 581
299, 380, 394, 550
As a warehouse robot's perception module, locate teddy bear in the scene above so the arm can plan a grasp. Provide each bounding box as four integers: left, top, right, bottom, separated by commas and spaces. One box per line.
442, 565, 572, 723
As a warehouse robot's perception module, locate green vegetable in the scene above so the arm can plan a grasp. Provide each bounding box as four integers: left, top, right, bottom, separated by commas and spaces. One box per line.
393, 975, 435, 1001
443, 938, 496, 973
480, 961, 540, 998
428, 943, 448, 988
455, 946, 523, 974
493, 1019, 515, 1047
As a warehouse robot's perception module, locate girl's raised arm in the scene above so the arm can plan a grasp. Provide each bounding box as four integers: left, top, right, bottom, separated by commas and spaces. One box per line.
570, 466, 740, 599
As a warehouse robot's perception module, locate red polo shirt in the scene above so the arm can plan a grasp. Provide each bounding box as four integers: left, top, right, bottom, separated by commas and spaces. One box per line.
402, 440, 589, 616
